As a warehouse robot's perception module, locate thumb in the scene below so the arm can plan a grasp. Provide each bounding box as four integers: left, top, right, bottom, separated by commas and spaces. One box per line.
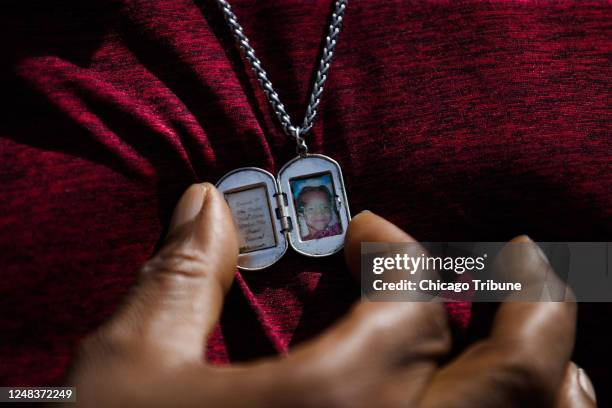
100, 183, 239, 364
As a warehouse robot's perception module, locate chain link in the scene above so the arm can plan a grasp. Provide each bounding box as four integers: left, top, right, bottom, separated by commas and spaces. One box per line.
216, 0, 348, 145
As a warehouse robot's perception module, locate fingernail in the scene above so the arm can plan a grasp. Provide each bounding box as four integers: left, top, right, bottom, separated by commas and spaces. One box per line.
577, 367, 597, 402
530, 240, 552, 267
168, 183, 211, 234
511, 235, 551, 264
359, 210, 373, 214
510, 234, 533, 243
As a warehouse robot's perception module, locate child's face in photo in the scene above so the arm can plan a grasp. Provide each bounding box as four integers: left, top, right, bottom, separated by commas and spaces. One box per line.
301, 191, 332, 232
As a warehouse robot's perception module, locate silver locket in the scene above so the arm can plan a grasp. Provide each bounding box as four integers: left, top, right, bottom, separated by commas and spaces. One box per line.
216, 154, 351, 270
214, 1, 351, 269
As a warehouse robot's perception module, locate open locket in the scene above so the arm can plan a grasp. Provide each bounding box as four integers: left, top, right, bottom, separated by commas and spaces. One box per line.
216, 154, 351, 270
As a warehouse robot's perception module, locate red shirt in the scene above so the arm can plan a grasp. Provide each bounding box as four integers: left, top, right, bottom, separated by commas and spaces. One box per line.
0, 1, 610, 401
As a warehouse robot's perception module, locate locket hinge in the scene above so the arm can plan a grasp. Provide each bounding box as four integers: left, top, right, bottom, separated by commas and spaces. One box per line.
273, 192, 293, 233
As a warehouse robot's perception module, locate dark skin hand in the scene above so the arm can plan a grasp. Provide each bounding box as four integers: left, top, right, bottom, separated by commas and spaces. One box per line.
66, 183, 597, 407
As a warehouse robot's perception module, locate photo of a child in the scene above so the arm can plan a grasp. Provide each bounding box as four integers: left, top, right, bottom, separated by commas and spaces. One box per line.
291, 173, 342, 241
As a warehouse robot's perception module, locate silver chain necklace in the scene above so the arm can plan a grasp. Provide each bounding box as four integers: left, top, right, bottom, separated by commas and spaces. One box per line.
216, 0, 347, 155
215, 0, 352, 270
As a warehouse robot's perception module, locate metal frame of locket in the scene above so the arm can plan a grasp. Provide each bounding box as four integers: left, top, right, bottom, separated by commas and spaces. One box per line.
215, 0, 350, 270
216, 154, 351, 270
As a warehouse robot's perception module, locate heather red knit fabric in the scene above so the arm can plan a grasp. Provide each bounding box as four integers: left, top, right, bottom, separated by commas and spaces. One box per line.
1, 0, 610, 403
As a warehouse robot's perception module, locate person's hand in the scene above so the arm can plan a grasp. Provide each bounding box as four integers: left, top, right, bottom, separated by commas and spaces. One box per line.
67, 183, 596, 407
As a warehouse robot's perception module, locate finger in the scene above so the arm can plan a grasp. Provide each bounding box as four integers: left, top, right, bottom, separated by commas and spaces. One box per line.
347, 211, 447, 303
421, 236, 577, 407
293, 212, 450, 382
344, 210, 418, 279
555, 362, 597, 408
345, 211, 450, 356
141, 213, 454, 408
120, 212, 452, 408
94, 183, 239, 364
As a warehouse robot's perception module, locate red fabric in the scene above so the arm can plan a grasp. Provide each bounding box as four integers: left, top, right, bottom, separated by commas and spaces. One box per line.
1, 0, 610, 403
